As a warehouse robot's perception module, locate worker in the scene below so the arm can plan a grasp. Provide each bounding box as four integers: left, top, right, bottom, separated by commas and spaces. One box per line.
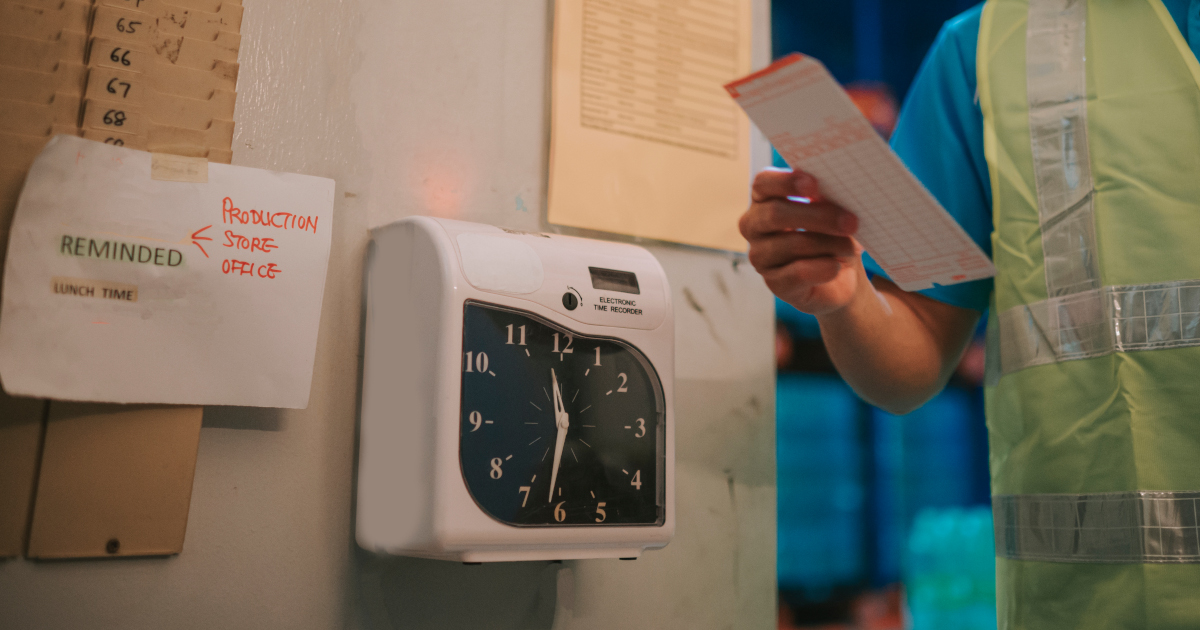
741, 0, 1200, 627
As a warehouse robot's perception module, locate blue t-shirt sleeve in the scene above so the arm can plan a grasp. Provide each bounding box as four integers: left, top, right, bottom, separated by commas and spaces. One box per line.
862, 3, 994, 312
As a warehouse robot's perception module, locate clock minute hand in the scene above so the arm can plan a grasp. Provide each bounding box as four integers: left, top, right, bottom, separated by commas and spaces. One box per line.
548, 369, 568, 503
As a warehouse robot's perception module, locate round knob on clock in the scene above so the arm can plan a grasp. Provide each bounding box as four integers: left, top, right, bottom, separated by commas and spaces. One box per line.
562, 291, 579, 310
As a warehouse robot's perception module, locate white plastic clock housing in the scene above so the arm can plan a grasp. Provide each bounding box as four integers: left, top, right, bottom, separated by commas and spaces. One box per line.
357, 217, 675, 562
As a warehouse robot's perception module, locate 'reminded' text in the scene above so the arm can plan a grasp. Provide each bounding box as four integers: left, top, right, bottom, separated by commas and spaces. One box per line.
60, 235, 184, 267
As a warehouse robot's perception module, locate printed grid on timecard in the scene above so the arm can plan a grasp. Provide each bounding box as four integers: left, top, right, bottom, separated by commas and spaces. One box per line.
803, 140, 965, 267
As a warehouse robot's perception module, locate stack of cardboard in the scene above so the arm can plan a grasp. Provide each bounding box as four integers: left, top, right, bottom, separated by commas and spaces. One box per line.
82, 0, 240, 162
0, 0, 90, 259
0, 0, 89, 558
0, 0, 240, 262
0, 0, 241, 559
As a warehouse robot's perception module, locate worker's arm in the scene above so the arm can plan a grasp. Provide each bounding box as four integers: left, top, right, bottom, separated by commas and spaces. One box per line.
740, 168, 981, 414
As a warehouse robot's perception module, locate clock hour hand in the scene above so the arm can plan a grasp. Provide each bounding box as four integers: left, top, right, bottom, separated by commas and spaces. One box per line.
548, 369, 569, 502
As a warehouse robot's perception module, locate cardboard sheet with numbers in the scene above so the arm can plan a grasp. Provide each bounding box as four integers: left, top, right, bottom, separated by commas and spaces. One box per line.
725, 54, 995, 291
0, 136, 333, 408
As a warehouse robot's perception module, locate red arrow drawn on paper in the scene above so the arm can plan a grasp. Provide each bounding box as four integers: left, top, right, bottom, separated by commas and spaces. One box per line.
190, 225, 213, 258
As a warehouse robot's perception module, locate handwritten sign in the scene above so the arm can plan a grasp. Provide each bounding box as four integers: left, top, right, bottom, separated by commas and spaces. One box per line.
0, 135, 334, 408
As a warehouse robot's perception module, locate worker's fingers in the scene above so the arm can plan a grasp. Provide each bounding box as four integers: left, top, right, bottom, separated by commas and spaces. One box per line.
751, 167, 822, 203
747, 231, 858, 271
759, 256, 844, 290
739, 197, 858, 239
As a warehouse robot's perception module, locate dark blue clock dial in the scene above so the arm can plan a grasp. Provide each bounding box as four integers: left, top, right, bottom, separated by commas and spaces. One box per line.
459, 301, 665, 526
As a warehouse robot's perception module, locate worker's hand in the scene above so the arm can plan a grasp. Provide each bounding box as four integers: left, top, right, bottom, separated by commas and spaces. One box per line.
739, 168, 862, 316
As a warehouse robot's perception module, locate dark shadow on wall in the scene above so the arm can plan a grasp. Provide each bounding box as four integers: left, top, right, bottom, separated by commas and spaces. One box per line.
354, 551, 560, 630
201, 406, 286, 432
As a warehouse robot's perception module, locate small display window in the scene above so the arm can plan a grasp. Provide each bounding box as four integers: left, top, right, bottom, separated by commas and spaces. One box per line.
588, 267, 640, 295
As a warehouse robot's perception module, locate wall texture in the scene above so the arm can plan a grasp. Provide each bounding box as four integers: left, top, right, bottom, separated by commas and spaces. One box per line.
0, 1, 777, 628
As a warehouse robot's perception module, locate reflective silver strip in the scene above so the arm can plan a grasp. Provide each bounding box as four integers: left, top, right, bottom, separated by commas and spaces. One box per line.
1027, 0, 1101, 297
997, 280, 1200, 373
995, 492, 1200, 563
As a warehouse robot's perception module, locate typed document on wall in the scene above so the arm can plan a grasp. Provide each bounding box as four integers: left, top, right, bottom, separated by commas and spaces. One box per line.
548, 0, 753, 252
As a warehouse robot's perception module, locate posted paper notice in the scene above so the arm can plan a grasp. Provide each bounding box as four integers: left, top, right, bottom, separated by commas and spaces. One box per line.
547, 0, 755, 252
0, 136, 334, 408
726, 54, 995, 291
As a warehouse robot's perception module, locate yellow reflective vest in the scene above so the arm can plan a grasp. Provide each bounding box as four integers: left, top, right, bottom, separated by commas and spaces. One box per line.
981, 0, 1200, 627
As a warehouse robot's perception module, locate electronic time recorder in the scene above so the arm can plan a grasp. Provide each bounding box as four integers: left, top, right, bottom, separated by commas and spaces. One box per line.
356, 217, 674, 562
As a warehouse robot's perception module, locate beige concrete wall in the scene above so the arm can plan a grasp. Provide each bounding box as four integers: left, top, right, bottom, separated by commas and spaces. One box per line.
0, 1, 777, 628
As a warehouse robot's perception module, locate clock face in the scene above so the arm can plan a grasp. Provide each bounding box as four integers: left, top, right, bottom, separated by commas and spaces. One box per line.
459, 300, 665, 527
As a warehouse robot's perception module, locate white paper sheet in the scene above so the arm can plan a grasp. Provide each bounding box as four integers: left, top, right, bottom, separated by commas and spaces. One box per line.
0, 136, 334, 408
725, 54, 995, 291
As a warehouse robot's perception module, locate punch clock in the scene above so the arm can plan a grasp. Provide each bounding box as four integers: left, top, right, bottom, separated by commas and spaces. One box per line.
357, 217, 674, 562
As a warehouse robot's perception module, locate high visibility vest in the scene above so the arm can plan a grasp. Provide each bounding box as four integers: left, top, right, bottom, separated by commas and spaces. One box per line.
980, 0, 1200, 627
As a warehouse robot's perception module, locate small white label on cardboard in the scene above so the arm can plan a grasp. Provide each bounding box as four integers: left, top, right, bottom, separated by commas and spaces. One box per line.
151, 152, 208, 182
0, 135, 334, 408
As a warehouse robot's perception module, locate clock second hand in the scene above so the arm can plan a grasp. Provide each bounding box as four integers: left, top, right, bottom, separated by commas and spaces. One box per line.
548, 368, 569, 503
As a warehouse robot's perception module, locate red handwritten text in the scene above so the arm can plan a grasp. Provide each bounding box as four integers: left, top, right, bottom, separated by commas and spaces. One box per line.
223, 230, 278, 253
222, 259, 283, 279
222, 197, 318, 234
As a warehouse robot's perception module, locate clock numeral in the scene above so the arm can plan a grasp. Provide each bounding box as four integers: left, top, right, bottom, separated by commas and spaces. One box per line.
633, 418, 646, 438
617, 372, 629, 392
552, 333, 574, 356
464, 351, 489, 373
594, 347, 601, 366
631, 470, 642, 490
518, 486, 531, 507
506, 324, 527, 345
595, 502, 607, 523
490, 457, 504, 479
468, 411, 483, 432
554, 501, 567, 522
